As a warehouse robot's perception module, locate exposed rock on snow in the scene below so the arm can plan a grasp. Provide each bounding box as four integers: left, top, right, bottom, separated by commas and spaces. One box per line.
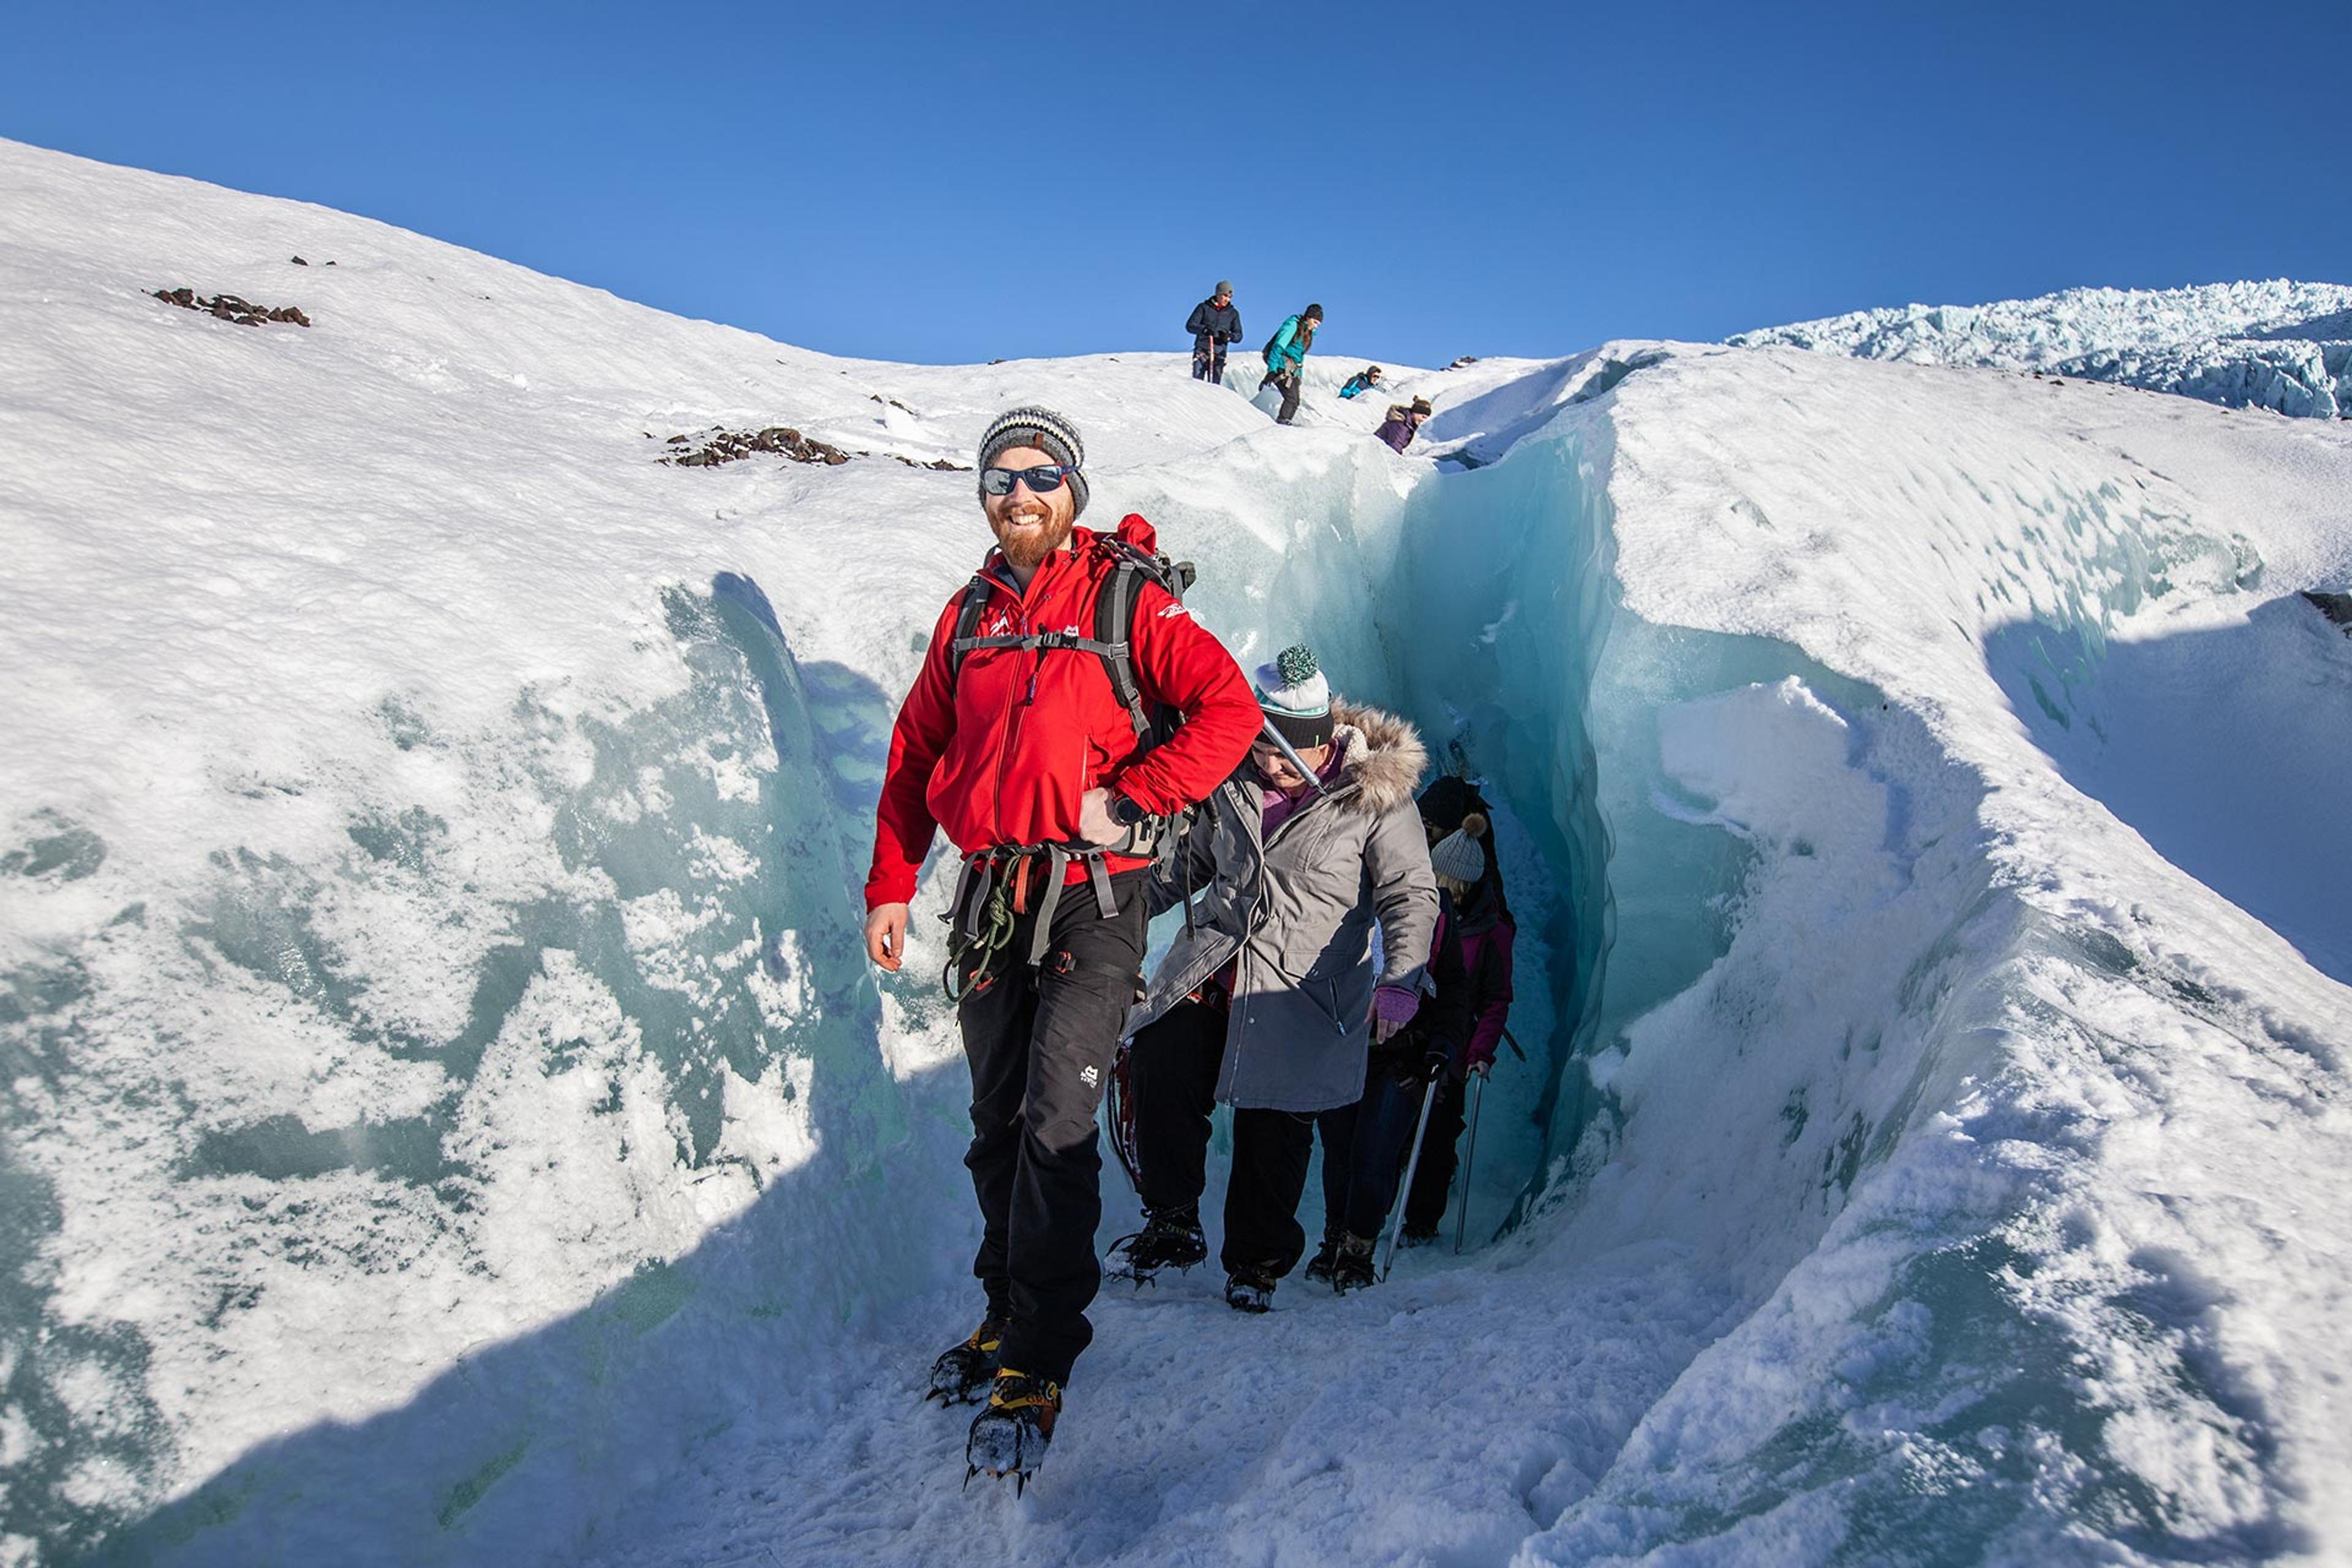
660, 422, 971, 471
660, 424, 854, 467
151, 285, 311, 326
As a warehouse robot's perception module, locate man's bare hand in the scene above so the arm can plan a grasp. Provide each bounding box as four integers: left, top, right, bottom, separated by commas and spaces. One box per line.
1077, 787, 1125, 847
864, 902, 910, 972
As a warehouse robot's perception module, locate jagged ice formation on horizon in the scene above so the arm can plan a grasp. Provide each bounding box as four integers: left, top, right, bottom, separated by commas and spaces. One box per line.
1733, 278, 2352, 420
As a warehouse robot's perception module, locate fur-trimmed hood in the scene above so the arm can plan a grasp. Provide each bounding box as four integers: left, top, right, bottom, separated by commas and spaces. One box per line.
1325, 701, 1427, 816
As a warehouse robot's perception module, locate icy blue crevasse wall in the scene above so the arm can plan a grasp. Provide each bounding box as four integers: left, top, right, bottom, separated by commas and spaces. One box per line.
1449, 371, 2327, 1561
1381, 413, 1619, 1204
1, 578, 959, 1564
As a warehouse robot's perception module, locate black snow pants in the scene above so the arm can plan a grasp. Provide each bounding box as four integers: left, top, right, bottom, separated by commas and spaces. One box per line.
1401, 1074, 1468, 1235
1129, 997, 1317, 1281
1320, 1065, 1428, 1242
956, 867, 1148, 1387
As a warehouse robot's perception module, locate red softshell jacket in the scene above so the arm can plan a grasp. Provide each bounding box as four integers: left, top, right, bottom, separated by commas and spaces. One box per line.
864, 514, 1261, 910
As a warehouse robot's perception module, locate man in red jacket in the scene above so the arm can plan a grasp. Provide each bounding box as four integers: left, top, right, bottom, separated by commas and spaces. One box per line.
865, 406, 1259, 1483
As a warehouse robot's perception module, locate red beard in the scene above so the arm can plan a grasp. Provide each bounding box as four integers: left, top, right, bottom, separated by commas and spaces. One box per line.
992, 508, 1074, 571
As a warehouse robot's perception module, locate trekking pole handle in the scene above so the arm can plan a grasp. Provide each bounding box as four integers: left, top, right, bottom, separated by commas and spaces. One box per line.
1259, 717, 1333, 796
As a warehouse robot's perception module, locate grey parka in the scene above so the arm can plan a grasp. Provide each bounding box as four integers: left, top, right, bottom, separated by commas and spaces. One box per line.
1127, 703, 1438, 1112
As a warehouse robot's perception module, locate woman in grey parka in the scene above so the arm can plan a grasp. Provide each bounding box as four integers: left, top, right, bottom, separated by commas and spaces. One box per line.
1109, 644, 1438, 1312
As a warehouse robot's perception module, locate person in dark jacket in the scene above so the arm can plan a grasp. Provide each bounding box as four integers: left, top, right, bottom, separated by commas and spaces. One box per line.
1308, 883, 1474, 1291
1338, 366, 1384, 399
865, 406, 1261, 1482
1186, 282, 1243, 383
1401, 807, 1517, 1243
1259, 304, 1322, 425
1374, 396, 1434, 453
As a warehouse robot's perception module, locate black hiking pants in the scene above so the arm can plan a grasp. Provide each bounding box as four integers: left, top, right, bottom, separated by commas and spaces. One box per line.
1319, 1066, 1428, 1241
1402, 1074, 1469, 1234
1129, 998, 1318, 1281
957, 868, 1147, 1387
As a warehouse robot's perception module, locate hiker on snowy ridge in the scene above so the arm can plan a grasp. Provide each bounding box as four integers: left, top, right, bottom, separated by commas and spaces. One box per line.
1374, 396, 1434, 453
1186, 281, 1243, 384
863, 406, 1260, 1487
1111, 644, 1437, 1313
1259, 303, 1323, 426
1338, 365, 1384, 400
1400, 785, 1517, 1245
1306, 864, 1472, 1292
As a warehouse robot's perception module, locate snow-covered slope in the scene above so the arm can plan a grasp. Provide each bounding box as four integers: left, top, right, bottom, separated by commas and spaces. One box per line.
4, 141, 2351, 1567
1735, 279, 2352, 419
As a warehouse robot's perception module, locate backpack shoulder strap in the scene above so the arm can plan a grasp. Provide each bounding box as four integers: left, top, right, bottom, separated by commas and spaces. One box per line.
945, 573, 992, 687
1094, 551, 1150, 738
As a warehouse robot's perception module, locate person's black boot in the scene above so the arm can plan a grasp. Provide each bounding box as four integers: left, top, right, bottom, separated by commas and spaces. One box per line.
1224, 1268, 1276, 1314
1303, 1232, 1342, 1285
1104, 1205, 1208, 1285
1332, 1234, 1378, 1294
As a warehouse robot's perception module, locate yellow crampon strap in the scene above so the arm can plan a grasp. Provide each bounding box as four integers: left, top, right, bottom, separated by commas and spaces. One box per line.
987, 1370, 1061, 1411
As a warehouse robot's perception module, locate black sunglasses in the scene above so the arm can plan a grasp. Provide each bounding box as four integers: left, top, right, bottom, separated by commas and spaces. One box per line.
981, 464, 1079, 497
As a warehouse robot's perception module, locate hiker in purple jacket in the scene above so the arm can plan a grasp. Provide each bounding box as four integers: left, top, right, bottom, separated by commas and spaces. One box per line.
1400, 802, 1517, 1243
1374, 396, 1434, 453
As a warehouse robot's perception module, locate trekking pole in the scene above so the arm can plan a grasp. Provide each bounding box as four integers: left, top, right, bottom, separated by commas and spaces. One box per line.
1453, 1070, 1487, 1255
1500, 1026, 1528, 1063
1259, 717, 1333, 797
1379, 1077, 1442, 1281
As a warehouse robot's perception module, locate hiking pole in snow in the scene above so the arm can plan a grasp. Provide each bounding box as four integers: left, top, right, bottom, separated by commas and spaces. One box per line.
1453, 1069, 1487, 1255
1379, 1078, 1442, 1281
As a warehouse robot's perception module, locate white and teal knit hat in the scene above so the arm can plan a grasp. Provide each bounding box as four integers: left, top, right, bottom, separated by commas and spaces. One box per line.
1253, 644, 1333, 748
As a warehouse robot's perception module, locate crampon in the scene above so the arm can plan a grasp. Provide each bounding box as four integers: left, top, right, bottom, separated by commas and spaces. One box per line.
925, 1316, 1007, 1406
963, 1369, 1061, 1495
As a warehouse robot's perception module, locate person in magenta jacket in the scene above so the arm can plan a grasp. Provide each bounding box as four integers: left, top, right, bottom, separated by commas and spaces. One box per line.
1400, 794, 1516, 1241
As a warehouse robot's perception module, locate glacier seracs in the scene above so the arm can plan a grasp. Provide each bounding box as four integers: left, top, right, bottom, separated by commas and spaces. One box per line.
1735, 277, 2352, 420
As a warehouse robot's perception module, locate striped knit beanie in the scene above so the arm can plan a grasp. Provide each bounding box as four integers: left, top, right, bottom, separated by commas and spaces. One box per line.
977, 406, 1089, 520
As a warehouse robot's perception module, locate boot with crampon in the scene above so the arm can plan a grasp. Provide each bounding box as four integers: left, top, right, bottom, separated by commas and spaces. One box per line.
927, 1314, 1008, 1406
965, 1368, 1061, 1494
1103, 1204, 1207, 1285
1224, 1268, 1276, 1314
1332, 1233, 1378, 1294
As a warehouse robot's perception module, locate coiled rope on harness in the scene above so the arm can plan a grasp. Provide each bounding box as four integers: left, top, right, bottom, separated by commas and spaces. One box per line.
941, 842, 1126, 1003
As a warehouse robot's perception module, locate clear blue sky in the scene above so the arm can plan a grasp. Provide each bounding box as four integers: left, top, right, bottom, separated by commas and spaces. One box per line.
6, 0, 2346, 368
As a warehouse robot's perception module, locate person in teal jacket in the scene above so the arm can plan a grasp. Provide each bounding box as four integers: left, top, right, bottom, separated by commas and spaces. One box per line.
1258, 303, 1322, 425
1338, 365, 1384, 399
